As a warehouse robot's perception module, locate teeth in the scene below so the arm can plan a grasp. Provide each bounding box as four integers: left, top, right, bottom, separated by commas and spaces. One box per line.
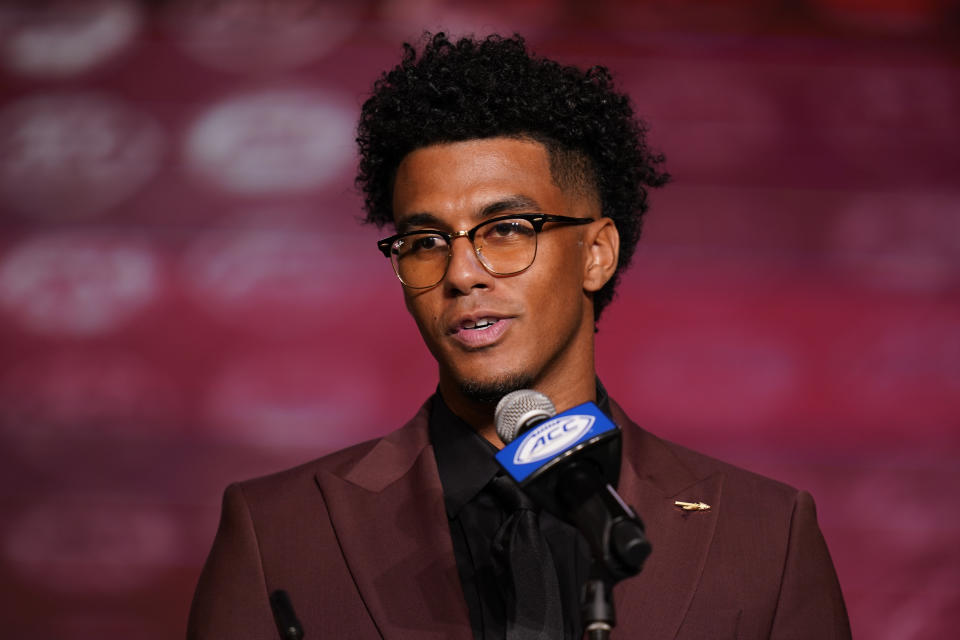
464, 318, 496, 330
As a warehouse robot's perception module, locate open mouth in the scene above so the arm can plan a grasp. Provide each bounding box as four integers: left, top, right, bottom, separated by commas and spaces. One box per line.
450, 316, 512, 348
462, 318, 498, 330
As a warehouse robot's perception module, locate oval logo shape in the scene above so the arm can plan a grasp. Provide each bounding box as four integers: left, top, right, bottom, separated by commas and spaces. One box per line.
513, 414, 595, 465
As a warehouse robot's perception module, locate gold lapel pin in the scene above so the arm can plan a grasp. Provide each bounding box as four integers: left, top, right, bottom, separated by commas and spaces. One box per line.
674, 500, 711, 512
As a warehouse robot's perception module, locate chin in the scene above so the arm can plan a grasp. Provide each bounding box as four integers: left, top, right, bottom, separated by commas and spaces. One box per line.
456, 371, 535, 405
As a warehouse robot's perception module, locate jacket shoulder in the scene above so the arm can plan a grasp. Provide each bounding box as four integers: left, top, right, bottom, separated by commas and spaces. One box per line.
659, 434, 798, 497
233, 400, 432, 504
243, 436, 381, 491
612, 396, 802, 514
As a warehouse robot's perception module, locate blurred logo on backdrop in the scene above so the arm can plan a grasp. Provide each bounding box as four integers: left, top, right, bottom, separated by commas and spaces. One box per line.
0, 233, 159, 336
0, 93, 164, 219
0, 352, 179, 439
830, 192, 960, 293
184, 88, 354, 195
4, 497, 179, 593
181, 225, 375, 335
0, 0, 141, 77
166, 0, 363, 74
205, 352, 383, 452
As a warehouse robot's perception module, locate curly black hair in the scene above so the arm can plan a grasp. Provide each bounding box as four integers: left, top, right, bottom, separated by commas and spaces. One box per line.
356, 33, 669, 320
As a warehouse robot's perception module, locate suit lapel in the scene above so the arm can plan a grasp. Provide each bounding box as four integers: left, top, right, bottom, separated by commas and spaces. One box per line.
610, 402, 724, 639
316, 405, 473, 639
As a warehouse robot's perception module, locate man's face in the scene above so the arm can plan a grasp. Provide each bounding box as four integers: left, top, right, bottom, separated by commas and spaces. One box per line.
391, 137, 605, 407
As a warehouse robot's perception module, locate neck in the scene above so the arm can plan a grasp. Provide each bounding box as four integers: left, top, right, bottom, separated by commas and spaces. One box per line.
438, 365, 598, 450
437, 390, 505, 448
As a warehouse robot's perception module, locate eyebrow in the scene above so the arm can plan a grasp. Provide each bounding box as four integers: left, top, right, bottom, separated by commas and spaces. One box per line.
396, 195, 543, 233
480, 195, 541, 217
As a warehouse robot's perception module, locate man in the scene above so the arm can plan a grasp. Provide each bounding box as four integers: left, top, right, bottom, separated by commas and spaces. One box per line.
188, 34, 850, 639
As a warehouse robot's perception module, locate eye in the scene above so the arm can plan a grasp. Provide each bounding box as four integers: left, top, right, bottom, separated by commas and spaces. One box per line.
491, 221, 522, 236
412, 235, 444, 251
395, 233, 447, 257
481, 218, 535, 242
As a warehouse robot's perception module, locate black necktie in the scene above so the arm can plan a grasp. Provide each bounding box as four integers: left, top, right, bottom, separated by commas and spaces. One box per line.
489, 474, 565, 639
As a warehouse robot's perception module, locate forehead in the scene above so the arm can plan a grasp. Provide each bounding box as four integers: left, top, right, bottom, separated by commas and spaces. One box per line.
391, 137, 566, 228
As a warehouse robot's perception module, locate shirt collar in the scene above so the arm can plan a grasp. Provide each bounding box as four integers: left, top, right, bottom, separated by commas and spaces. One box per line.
429, 392, 501, 519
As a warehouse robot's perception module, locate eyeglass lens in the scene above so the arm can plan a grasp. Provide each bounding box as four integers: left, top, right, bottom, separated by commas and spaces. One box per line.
391, 217, 538, 287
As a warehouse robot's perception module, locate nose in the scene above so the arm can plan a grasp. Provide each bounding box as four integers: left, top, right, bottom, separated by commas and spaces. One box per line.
443, 235, 493, 295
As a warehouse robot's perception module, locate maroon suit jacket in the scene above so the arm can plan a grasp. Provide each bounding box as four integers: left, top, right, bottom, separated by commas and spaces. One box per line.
187, 399, 850, 639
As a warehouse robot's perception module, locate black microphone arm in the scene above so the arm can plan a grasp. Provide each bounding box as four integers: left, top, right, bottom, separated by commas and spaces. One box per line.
554, 457, 650, 582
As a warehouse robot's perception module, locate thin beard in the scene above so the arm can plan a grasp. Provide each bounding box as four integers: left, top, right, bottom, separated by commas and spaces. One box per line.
458, 373, 535, 405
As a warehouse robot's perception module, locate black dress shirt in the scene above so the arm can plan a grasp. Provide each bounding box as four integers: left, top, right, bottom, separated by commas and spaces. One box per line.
428, 386, 613, 640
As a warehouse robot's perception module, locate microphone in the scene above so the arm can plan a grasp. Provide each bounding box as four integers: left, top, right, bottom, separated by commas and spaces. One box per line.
269, 589, 304, 640
494, 390, 651, 582
494, 388, 557, 442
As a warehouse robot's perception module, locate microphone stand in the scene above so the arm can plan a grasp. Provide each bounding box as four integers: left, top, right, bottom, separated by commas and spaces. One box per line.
581, 575, 615, 640
553, 461, 651, 640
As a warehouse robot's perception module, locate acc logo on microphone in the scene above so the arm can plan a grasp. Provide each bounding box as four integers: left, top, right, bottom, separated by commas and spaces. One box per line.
513, 415, 595, 465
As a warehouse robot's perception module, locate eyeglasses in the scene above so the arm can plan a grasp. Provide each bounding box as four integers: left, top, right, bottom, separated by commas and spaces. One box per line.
377, 213, 594, 289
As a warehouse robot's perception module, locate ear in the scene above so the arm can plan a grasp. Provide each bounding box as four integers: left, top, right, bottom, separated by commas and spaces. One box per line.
582, 217, 619, 293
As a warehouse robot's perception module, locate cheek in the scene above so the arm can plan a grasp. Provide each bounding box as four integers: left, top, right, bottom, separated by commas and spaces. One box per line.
404, 292, 441, 340
538, 256, 588, 329
522, 270, 581, 330
536, 247, 584, 302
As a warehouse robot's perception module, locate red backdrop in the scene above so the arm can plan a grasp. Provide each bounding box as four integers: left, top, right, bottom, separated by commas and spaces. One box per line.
1, 1, 958, 638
